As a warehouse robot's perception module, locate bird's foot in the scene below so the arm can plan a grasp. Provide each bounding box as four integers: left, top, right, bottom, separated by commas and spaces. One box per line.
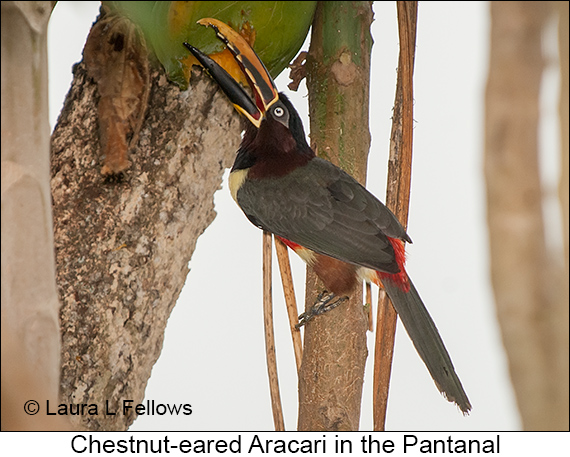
296, 291, 349, 328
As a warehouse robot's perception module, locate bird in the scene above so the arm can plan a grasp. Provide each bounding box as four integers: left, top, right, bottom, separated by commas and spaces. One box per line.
184, 18, 471, 414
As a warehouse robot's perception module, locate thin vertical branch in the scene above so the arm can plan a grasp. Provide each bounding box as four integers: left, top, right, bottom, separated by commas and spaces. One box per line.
262, 231, 285, 430
274, 238, 303, 372
373, 0, 418, 431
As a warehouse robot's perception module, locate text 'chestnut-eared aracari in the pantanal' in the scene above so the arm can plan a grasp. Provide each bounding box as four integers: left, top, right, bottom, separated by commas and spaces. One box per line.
184, 18, 471, 414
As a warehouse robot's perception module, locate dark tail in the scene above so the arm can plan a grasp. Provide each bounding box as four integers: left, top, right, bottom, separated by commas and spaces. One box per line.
382, 275, 471, 414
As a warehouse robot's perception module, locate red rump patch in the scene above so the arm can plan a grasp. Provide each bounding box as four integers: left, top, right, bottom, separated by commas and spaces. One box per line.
376, 238, 410, 293
277, 237, 303, 252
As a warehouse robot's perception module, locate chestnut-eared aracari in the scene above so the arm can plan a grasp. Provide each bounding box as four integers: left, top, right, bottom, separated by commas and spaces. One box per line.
184, 18, 471, 414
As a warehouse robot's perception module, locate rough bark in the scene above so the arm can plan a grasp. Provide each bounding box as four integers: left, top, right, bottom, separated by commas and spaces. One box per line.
1, 1, 63, 430
298, 1, 373, 431
485, 1, 568, 431
51, 56, 240, 429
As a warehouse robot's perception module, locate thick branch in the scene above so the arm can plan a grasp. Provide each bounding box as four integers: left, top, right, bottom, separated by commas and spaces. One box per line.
51, 59, 240, 430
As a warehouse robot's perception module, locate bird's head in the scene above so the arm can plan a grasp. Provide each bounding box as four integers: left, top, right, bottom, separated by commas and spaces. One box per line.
183, 18, 313, 171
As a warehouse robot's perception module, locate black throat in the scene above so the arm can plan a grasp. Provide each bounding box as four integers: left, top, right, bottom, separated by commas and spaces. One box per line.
232, 94, 314, 179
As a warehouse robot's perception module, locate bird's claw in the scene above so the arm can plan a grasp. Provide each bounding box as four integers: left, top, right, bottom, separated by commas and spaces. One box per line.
296, 291, 349, 328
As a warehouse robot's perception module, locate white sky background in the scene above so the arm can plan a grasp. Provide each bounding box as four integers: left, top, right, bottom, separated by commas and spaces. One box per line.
46, 1, 540, 431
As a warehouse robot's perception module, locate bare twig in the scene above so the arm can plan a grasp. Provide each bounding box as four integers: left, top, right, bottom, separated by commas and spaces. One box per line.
262, 231, 285, 430
274, 237, 303, 372
373, 0, 418, 431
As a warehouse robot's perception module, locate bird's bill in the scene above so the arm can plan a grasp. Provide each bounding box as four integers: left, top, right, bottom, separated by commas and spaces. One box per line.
184, 18, 279, 128
183, 42, 262, 124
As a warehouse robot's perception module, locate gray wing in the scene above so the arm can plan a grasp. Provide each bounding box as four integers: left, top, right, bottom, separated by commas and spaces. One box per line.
236, 158, 411, 273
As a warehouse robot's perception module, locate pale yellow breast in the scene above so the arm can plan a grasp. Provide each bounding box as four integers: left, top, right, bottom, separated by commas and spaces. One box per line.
228, 168, 248, 203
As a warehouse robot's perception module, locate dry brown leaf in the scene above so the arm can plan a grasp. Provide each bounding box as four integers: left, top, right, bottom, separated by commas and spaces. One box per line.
83, 12, 150, 175
288, 51, 307, 91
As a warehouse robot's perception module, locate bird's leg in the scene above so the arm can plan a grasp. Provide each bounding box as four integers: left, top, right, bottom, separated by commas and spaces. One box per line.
296, 290, 349, 328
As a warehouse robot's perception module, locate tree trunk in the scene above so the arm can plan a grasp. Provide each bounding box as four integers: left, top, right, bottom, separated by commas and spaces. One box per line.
557, 1, 569, 332
51, 53, 240, 429
485, 1, 568, 431
298, 1, 373, 431
1, 1, 65, 430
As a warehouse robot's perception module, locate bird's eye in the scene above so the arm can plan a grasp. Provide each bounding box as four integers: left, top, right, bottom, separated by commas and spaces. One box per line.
273, 106, 285, 117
